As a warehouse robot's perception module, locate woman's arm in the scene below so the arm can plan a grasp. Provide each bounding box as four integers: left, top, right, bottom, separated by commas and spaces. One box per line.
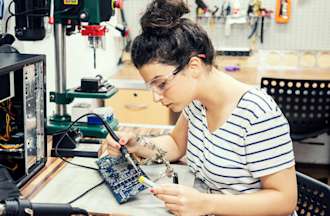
203, 166, 297, 216
153, 166, 297, 216
135, 113, 188, 162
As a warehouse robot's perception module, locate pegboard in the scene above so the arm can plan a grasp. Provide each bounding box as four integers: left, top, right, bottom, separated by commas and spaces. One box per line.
123, 0, 330, 51
260, 0, 330, 51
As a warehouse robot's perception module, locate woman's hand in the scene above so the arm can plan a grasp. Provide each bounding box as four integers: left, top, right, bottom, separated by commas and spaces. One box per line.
151, 184, 208, 216
103, 131, 139, 157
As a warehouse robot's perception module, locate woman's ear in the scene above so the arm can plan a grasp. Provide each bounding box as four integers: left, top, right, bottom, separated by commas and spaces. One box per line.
185, 56, 204, 79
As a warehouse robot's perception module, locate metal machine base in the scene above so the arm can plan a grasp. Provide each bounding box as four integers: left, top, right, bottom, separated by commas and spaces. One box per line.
47, 118, 118, 138
51, 143, 101, 158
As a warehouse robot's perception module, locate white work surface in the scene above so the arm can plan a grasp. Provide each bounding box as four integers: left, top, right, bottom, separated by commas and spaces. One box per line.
31, 157, 195, 216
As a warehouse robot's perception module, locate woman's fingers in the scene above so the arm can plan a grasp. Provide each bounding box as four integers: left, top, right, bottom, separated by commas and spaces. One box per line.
157, 194, 180, 204
106, 134, 121, 148
106, 147, 121, 157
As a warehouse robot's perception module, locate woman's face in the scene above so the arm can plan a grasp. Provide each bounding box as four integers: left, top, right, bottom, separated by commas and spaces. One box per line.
139, 62, 198, 112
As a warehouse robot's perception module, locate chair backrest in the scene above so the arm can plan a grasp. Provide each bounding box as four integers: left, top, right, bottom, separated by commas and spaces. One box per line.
296, 172, 330, 216
261, 78, 330, 140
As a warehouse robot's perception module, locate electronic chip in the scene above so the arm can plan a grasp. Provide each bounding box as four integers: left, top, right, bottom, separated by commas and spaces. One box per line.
96, 155, 148, 204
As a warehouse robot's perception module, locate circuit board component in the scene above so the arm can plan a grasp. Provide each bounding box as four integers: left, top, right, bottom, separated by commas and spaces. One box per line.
96, 155, 148, 204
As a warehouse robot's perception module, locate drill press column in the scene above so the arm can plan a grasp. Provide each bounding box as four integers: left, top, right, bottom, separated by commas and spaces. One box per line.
54, 23, 68, 117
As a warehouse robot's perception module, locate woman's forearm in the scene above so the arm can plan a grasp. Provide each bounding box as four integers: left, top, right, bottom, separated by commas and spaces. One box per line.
135, 134, 185, 162
202, 189, 296, 216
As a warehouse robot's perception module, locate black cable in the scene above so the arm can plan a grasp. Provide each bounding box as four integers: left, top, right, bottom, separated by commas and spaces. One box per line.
54, 128, 91, 169
8, 1, 48, 16
10, 8, 49, 16
54, 113, 120, 171
67, 180, 105, 204
7, 0, 14, 15
50, 128, 71, 136
4, 14, 13, 33
5, 1, 14, 33
53, 113, 121, 206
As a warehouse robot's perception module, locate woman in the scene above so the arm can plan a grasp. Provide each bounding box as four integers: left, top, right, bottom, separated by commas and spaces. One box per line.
106, 0, 297, 215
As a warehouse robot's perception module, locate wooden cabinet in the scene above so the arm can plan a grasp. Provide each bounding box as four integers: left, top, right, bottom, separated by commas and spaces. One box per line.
105, 89, 174, 125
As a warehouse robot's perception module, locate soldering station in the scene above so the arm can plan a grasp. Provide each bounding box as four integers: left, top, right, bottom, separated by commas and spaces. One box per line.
0, 0, 330, 215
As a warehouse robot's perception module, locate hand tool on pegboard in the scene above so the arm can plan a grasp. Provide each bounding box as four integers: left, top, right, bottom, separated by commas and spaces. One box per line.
247, 0, 272, 43
275, 0, 291, 24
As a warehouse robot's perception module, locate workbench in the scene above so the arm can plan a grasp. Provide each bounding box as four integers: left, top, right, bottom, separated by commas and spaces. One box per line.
19, 125, 329, 216
20, 125, 183, 216
25, 158, 192, 216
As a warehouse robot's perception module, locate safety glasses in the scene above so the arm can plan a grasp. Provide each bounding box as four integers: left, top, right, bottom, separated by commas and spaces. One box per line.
145, 54, 207, 94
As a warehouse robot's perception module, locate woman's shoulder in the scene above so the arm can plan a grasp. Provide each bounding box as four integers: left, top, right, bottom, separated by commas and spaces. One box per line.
237, 88, 285, 124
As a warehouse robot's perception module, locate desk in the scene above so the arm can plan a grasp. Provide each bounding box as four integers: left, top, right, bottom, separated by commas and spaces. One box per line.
19, 124, 330, 216
27, 158, 193, 216
20, 126, 181, 216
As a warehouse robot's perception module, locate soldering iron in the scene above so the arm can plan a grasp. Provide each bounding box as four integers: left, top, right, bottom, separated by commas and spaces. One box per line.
101, 116, 140, 173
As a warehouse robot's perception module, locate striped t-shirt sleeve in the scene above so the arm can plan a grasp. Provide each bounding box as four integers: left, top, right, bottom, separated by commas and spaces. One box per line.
245, 109, 295, 178
182, 106, 190, 120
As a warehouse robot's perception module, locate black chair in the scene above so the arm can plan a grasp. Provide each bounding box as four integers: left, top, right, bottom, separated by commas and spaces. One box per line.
296, 172, 330, 216
261, 78, 330, 141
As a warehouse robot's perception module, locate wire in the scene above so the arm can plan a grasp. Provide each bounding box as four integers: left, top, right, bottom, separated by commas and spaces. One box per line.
7, 0, 13, 15
4, 14, 13, 33
4, 0, 71, 33
0, 163, 17, 171
53, 113, 120, 205
0, 143, 23, 150
8, 1, 48, 17
10, 9, 48, 16
0, 113, 11, 142
54, 132, 99, 171
67, 180, 105, 204
54, 113, 120, 171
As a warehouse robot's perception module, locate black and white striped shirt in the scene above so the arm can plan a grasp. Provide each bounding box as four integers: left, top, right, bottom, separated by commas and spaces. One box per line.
183, 88, 295, 195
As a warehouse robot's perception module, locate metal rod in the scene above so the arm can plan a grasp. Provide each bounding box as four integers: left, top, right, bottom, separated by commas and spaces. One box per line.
93, 47, 96, 69
54, 24, 67, 116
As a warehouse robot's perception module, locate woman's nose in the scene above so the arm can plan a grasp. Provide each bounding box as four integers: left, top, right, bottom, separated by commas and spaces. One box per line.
152, 90, 163, 102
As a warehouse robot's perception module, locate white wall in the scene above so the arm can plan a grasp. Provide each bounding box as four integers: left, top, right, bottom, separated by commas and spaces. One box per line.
0, 0, 123, 116
124, 0, 330, 51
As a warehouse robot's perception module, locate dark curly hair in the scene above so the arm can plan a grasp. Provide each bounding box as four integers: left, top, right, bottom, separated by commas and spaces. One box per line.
131, 0, 215, 71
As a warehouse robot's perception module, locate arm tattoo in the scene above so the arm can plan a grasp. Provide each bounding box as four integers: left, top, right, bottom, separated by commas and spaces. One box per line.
136, 135, 174, 178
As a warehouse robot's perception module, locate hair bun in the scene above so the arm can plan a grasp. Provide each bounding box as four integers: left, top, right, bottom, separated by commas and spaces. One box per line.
141, 0, 190, 36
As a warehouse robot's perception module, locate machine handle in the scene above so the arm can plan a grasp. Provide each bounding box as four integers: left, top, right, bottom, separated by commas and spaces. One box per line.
48, 0, 54, 24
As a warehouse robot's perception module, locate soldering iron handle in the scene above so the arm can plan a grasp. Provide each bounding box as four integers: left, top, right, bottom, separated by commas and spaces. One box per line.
92, 113, 129, 156
119, 145, 129, 155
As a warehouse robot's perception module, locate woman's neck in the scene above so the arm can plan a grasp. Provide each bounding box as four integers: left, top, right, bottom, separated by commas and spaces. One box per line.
196, 67, 251, 114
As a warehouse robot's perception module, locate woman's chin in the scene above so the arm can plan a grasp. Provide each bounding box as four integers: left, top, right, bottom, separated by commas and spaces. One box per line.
168, 104, 183, 112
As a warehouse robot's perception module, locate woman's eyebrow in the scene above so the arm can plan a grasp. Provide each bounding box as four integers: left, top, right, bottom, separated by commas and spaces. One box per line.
145, 75, 162, 84
151, 74, 167, 81
152, 75, 162, 80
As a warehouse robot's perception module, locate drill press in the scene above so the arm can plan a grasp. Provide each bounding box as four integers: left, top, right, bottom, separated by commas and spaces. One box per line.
48, 0, 122, 138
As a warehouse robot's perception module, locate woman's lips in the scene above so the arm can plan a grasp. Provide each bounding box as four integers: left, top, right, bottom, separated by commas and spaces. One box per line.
164, 103, 172, 107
